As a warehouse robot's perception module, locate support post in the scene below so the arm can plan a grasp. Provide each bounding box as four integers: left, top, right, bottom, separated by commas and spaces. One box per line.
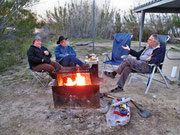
139, 10, 145, 50
92, 0, 95, 52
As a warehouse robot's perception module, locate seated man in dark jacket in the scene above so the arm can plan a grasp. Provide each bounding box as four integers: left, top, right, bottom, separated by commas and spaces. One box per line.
27, 35, 61, 79
55, 36, 88, 68
104, 34, 163, 93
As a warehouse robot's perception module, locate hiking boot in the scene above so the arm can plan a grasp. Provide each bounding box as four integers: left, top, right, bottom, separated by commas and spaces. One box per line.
110, 86, 124, 93
104, 71, 117, 79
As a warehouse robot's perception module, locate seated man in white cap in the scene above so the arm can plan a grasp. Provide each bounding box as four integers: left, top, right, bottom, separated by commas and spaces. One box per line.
105, 34, 163, 93
27, 35, 61, 80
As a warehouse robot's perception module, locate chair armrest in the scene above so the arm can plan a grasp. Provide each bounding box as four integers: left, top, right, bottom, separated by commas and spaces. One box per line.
148, 62, 163, 67
102, 52, 111, 62
148, 62, 163, 68
148, 63, 156, 67
167, 35, 170, 42
170, 46, 180, 51
102, 52, 111, 56
121, 55, 129, 59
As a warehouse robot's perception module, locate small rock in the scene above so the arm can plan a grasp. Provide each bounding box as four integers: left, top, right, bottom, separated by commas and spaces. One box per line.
64, 125, 72, 130
62, 115, 67, 119
46, 115, 50, 119
79, 119, 85, 123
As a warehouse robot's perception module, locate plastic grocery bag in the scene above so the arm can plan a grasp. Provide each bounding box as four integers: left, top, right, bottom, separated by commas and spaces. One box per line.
106, 98, 131, 127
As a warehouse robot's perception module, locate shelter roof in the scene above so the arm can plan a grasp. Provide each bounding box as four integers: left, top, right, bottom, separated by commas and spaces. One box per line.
134, 0, 180, 13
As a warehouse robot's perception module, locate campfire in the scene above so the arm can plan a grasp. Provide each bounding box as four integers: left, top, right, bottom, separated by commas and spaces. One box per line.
52, 65, 100, 109
57, 72, 92, 86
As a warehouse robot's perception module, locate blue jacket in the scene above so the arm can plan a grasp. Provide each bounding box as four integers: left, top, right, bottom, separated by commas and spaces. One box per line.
129, 45, 165, 66
54, 45, 76, 62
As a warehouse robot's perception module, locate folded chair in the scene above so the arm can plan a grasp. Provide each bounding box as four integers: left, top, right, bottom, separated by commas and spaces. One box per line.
128, 34, 170, 95
28, 64, 51, 87
101, 33, 133, 76
166, 46, 180, 81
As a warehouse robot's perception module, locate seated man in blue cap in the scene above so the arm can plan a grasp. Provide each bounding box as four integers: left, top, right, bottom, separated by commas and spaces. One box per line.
55, 36, 88, 68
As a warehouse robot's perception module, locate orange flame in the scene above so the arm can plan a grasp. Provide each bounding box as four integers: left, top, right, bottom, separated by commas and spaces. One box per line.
64, 73, 91, 86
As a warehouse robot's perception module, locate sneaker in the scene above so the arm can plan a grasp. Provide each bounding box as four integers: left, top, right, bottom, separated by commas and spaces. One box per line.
110, 86, 124, 93
104, 71, 116, 79
99, 92, 108, 98
99, 93, 104, 98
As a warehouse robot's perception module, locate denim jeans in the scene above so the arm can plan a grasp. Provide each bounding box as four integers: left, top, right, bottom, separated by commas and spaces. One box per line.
59, 55, 84, 67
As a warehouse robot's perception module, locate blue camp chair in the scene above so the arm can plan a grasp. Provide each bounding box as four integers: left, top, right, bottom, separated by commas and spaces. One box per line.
128, 34, 170, 95
101, 33, 133, 76
28, 64, 51, 87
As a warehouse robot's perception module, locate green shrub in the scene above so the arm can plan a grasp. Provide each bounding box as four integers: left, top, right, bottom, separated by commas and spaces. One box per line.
0, 38, 33, 73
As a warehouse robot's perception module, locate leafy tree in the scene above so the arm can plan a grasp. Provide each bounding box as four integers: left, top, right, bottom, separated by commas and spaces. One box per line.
171, 14, 180, 37
46, 0, 93, 38
96, 4, 115, 39
0, 0, 43, 72
0, 0, 39, 40
114, 11, 123, 34
122, 9, 140, 41
44, 0, 180, 42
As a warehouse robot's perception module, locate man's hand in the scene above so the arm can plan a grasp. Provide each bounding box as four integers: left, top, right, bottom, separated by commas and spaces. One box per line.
145, 55, 152, 61
44, 51, 49, 56
122, 45, 130, 51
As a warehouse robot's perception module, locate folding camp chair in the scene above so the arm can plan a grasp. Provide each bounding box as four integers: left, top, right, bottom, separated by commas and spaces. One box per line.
101, 33, 133, 76
28, 64, 51, 87
166, 46, 180, 81
128, 34, 170, 95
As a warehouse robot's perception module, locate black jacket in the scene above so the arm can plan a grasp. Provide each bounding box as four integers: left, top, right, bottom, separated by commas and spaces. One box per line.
27, 45, 52, 68
129, 45, 165, 66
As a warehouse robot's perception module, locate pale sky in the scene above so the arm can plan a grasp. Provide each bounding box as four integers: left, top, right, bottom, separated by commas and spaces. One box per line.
30, 0, 150, 18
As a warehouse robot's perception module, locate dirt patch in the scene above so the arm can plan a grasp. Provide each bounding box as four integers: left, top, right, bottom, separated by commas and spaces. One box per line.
0, 42, 180, 135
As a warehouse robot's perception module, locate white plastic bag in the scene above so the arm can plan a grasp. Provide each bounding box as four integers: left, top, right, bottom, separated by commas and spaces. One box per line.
106, 98, 131, 127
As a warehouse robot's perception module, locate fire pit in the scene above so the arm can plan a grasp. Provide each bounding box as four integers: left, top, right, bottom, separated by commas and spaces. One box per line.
52, 64, 100, 109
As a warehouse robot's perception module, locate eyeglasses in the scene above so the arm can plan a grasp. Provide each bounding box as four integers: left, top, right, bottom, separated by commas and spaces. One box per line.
148, 39, 155, 42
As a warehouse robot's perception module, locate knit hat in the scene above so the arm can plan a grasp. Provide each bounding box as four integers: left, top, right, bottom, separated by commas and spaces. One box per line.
34, 35, 41, 40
